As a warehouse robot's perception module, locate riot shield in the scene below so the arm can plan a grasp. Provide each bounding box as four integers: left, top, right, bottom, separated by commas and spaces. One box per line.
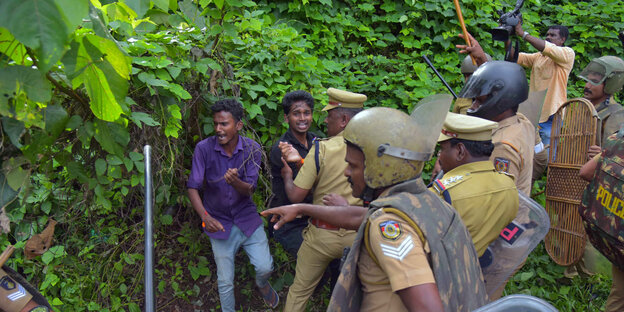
517, 89, 547, 129
480, 191, 550, 298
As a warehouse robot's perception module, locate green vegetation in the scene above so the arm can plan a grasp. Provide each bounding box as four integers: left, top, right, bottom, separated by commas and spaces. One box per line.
0, 0, 622, 310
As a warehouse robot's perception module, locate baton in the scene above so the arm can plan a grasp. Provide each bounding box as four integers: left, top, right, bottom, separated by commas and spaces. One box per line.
422, 55, 458, 99
453, 0, 476, 65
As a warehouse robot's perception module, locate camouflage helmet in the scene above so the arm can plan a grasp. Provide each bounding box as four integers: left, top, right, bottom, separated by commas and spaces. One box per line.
460, 53, 493, 75
343, 95, 451, 189
459, 61, 529, 120
578, 56, 624, 95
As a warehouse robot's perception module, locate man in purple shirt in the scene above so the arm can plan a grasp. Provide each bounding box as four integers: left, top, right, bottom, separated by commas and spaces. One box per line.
187, 99, 278, 311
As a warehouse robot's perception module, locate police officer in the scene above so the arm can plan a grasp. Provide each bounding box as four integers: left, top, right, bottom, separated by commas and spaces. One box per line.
579, 131, 624, 312
579, 56, 624, 158
452, 54, 493, 115
279, 88, 364, 312
264, 101, 487, 311
461, 61, 535, 195
432, 112, 518, 256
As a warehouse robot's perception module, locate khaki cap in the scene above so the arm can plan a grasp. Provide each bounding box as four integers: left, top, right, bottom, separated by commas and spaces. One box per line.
322, 87, 367, 111
438, 112, 498, 142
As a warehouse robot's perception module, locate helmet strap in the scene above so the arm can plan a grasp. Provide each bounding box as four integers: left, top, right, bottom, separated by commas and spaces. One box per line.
361, 186, 376, 206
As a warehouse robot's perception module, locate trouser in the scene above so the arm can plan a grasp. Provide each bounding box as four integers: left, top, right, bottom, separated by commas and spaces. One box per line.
606, 264, 624, 312
538, 115, 554, 149
210, 225, 273, 312
284, 224, 356, 312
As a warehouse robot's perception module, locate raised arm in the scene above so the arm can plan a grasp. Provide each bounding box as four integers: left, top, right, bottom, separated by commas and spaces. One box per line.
261, 204, 367, 230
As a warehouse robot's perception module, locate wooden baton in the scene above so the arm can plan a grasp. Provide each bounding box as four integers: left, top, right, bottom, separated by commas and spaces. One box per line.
453, 0, 476, 65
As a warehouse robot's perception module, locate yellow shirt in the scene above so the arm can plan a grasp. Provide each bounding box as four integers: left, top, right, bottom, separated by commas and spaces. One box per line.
358, 211, 433, 312
492, 113, 535, 195
430, 161, 519, 256
518, 41, 575, 122
294, 132, 362, 206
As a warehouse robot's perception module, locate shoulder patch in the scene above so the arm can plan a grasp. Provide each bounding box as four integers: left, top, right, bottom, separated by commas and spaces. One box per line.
379, 220, 402, 240
380, 235, 414, 261
494, 157, 510, 173
441, 175, 464, 187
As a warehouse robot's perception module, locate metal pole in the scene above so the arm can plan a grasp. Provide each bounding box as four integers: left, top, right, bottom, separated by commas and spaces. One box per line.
144, 145, 155, 312
422, 55, 458, 99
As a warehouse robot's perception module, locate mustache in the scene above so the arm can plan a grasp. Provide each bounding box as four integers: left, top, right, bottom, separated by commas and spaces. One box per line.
584, 88, 592, 94
347, 176, 353, 185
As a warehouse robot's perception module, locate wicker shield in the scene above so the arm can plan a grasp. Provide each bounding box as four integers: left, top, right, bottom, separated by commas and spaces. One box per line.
545, 98, 598, 265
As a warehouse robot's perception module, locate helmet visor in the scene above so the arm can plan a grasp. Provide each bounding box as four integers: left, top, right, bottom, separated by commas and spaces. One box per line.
579, 61, 607, 86
459, 75, 489, 99
410, 94, 452, 158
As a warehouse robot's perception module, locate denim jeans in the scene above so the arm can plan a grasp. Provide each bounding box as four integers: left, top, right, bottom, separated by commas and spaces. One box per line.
538, 115, 554, 156
210, 225, 273, 312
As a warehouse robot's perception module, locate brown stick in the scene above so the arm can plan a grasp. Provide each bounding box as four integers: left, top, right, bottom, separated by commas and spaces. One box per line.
453, 0, 476, 65
0, 245, 15, 267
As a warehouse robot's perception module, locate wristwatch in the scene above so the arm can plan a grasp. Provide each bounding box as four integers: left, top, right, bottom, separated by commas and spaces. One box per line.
522, 31, 529, 40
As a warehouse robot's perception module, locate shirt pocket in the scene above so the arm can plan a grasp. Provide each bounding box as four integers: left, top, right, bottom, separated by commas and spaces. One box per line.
535, 59, 554, 80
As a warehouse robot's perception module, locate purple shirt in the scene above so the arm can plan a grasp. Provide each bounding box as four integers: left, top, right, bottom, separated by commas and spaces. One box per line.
187, 135, 263, 240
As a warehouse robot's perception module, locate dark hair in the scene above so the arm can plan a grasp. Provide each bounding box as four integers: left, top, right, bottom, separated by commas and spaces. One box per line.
548, 25, 569, 43
333, 107, 363, 119
282, 90, 315, 114
211, 99, 244, 122
449, 138, 494, 157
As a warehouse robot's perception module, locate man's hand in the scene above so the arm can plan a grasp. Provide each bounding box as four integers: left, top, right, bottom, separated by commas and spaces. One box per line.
202, 213, 225, 232
279, 142, 302, 163
280, 157, 293, 179
514, 20, 524, 37
456, 32, 488, 66
587, 145, 602, 160
224, 168, 239, 184
322, 193, 348, 206
261, 205, 301, 230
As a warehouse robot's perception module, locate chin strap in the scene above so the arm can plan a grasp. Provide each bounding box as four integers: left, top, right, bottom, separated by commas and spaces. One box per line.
361, 186, 376, 207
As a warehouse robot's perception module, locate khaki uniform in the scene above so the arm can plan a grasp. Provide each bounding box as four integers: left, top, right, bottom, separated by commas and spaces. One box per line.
328, 179, 487, 312
431, 161, 518, 256
295, 133, 361, 206
452, 97, 472, 115
286, 132, 360, 312
358, 213, 434, 312
517, 41, 575, 122
607, 265, 624, 312
491, 113, 535, 195
0, 268, 33, 312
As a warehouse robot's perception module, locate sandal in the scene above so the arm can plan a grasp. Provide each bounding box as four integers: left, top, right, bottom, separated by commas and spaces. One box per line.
260, 284, 279, 309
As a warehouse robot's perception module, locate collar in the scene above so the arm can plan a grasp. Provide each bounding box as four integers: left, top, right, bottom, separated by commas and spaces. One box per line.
494, 114, 520, 131
214, 135, 244, 156
284, 128, 316, 149
444, 160, 494, 177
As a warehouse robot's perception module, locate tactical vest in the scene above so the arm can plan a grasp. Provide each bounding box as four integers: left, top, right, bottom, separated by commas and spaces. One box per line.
328, 178, 487, 312
580, 130, 624, 271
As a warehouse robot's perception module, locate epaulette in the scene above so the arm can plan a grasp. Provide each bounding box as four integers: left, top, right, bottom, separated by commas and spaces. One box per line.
369, 208, 384, 221
439, 174, 468, 190
432, 179, 453, 205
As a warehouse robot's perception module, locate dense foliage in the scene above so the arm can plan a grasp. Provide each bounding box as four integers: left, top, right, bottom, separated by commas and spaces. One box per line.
0, 0, 622, 310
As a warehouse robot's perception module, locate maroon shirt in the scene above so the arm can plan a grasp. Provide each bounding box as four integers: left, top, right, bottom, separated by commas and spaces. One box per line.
187, 135, 262, 240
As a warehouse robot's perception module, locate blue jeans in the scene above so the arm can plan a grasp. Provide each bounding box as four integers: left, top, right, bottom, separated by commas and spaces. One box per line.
538, 115, 554, 147
210, 225, 273, 312
538, 115, 554, 156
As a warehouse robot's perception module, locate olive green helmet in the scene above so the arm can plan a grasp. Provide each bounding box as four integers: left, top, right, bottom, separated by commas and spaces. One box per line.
578, 56, 624, 95
343, 95, 452, 189
461, 53, 493, 75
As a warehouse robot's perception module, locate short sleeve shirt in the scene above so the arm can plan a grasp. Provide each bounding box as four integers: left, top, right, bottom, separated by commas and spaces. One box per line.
294, 132, 362, 206
518, 41, 575, 122
358, 212, 434, 312
187, 136, 263, 240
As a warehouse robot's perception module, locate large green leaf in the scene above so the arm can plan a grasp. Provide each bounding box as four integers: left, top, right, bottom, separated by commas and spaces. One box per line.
93, 119, 124, 157
152, 0, 170, 11
0, 0, 68, 73
0, 28, 29, 65
122, 0, 151, 18
0, 66, 52, 103
44, 105, 69, 138
54, 0, 89, 31
65, 35, 131, 121
1, 117, 25, 148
